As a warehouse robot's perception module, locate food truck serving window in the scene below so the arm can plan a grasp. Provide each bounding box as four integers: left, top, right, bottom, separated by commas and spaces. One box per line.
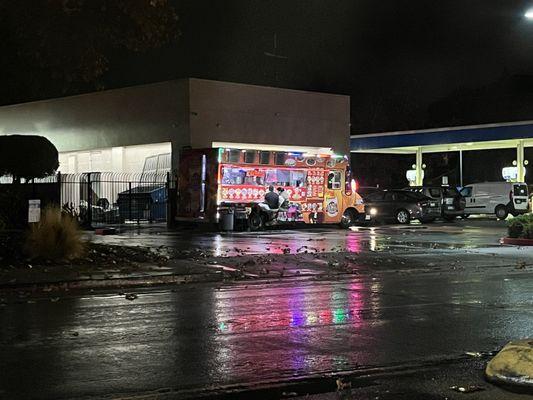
222, 166, 307, 187
222, 167, 266, 185
327, 171, 342, 189
265, 169, 307, 187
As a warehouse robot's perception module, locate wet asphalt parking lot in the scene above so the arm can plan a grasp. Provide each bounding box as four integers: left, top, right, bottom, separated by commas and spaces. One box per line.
1, 218, 532, 399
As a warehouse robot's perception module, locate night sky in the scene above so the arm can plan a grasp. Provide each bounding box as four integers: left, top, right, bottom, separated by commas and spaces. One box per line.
4, 1, 533, 133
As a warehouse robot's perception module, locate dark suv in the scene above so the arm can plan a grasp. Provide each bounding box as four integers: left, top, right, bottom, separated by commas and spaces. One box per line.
404, 186, 466, 221
364, 189, 441, 224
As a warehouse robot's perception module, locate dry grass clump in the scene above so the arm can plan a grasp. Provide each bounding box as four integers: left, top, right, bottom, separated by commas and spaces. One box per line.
26, 207, 85, 261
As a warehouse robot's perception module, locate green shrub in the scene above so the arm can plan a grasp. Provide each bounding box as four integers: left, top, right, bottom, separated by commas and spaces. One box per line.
25, 207, 85, 261
508, 219, 524, 238
507, 214, 533, 239
523, 222, 533, 239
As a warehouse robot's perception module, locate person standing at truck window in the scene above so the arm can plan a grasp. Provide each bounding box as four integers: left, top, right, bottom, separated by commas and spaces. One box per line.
277, 187, 289, 208
264, 185, 279, 210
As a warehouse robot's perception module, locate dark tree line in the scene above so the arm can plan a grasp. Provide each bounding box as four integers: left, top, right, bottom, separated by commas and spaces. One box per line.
0, 0, 179, 105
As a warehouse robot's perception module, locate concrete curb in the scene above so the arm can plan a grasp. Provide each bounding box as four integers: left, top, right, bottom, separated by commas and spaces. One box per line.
0, 272, 224, 293
486, 339, 533, 391
500, 237, 533, 246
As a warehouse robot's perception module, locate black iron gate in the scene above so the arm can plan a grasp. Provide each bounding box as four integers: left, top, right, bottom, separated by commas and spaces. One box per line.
60, 172, 170, 227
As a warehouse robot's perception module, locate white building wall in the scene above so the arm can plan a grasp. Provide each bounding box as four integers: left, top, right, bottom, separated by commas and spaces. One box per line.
58, 142, 171, 174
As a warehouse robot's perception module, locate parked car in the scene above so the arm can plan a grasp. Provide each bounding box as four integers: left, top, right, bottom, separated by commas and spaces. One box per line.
364, 189, 441, 224
404, 186, 466, 221
357, 186, 381, 202
460, 182, 529, 220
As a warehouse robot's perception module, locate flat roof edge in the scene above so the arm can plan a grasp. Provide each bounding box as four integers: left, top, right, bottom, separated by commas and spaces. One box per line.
350, 120, 533, 139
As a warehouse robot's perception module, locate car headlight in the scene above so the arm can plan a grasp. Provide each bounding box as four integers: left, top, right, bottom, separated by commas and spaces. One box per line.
369, 207, 378, 216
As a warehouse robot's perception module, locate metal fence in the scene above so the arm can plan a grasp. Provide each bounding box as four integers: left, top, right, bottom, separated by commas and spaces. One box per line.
60, 172, 170, 227
1, 172, 170, 228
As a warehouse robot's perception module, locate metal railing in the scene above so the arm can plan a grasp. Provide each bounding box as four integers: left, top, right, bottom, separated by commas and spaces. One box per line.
1, 171, 170, 228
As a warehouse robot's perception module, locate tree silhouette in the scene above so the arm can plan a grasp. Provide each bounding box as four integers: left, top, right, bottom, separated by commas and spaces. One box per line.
0, 0, 179, 104
0, 135, 59, 183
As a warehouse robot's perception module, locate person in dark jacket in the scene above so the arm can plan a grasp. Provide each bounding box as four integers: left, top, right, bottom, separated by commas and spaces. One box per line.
264, 185, 280, 210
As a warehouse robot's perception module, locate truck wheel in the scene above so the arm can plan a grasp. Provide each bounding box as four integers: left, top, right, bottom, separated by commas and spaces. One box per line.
340, 209, 356, 229
248, 212, 263, 231
495, 205, 508, 220
395, 209, 410, 224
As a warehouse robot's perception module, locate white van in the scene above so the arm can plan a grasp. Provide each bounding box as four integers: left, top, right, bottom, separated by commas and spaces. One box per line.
460, 182, 529, 220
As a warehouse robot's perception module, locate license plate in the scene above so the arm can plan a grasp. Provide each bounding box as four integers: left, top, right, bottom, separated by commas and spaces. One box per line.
447, 206, 454, 210
430, 202, 436, 207
365, 214, 371, 220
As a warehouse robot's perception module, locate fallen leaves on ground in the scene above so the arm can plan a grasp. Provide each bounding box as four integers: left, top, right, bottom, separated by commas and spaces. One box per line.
449, 385, 485, 393
125, 293, 138, 301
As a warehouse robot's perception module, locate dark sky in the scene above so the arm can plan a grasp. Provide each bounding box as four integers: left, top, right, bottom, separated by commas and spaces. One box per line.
7, 1, 533, 133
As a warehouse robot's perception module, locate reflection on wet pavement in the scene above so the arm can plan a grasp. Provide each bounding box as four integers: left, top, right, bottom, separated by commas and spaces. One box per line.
90, 220, 510, 257
2, 219, 531, 399
1, 266, 532, 399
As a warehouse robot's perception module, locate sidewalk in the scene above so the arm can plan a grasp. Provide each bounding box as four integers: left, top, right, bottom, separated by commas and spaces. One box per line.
0, 258, 226, 292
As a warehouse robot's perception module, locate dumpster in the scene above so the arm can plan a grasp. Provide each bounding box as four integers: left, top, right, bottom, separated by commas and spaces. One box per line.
117, 184, 167, 222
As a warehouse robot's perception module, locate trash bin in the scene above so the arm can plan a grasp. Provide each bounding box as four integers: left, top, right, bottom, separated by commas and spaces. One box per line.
234, 208, 248, 231
220, 208, 234, 231
117, 185, 167, 222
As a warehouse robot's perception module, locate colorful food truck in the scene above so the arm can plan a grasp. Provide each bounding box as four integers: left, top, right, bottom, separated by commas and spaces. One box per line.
177, 147, 366, 229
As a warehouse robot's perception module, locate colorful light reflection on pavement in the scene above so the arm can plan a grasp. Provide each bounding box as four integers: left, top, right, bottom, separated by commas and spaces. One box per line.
212, 280, 369, 380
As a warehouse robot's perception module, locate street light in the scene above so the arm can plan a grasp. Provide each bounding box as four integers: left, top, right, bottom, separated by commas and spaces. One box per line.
525, 9, 533, 19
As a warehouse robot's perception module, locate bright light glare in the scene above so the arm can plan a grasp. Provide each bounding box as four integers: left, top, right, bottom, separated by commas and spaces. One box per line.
369, 208, 378, 216
525, 9, 533, 19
